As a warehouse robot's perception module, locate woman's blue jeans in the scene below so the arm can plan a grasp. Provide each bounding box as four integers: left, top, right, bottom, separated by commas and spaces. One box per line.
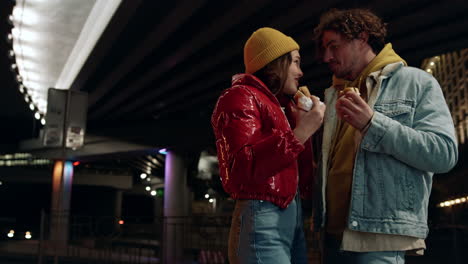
228, 194, 308, 264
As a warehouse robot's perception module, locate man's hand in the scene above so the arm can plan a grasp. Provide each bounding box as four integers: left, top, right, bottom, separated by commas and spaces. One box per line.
336, 90, 373, 130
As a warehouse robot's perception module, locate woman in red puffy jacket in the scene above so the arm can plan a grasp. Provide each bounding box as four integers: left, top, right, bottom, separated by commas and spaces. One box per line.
211, 27, 326, 264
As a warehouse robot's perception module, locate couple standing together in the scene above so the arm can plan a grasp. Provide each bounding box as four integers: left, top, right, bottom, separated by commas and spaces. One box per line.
211, 8, 458, 264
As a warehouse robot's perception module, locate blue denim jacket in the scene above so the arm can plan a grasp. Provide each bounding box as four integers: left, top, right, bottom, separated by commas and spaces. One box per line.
319, 62, 458, 239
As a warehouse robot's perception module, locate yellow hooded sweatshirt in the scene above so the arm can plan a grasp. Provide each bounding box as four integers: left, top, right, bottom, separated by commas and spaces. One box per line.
326, 44, 406, 239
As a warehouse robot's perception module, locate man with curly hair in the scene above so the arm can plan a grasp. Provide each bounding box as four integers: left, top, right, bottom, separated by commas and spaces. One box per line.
312, 8, 458, 263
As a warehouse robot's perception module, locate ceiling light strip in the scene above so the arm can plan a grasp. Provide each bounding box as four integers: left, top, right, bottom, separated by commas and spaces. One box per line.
55, 0, 122, 89
438, 195, 468, 207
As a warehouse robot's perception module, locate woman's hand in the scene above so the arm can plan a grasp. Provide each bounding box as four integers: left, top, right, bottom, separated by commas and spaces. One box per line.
293, 96, 326, 144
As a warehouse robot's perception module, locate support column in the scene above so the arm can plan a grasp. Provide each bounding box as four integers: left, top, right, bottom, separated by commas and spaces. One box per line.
49, 160, 74, 243
162, 151, 190, 264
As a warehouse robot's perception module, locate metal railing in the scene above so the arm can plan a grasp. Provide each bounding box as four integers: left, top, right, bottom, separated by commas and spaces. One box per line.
2, 212, 465, 264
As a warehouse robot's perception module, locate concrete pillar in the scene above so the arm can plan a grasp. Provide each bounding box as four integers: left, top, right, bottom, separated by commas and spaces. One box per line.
162, 151, 190, 264
49, 160, 73, 243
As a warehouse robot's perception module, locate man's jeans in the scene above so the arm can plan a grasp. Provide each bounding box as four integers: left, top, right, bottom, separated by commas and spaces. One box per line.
228, 194, 308, 264
324, 235, 406, 264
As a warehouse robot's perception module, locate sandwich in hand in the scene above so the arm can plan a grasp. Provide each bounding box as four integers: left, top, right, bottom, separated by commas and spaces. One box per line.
338, 87, 360, 97
294, 86, 314, 111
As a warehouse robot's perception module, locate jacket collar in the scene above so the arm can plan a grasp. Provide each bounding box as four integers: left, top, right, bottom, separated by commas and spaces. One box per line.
377, 61, 404, 79
325, 61, 405, 95
232, 73, 282, 104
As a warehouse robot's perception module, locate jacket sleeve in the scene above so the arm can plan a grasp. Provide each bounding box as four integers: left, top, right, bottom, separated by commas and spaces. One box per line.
361, 74, 458, 173
211, 87, 305, 189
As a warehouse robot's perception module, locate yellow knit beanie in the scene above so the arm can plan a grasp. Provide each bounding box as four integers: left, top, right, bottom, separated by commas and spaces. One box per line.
244, 27, 300, 74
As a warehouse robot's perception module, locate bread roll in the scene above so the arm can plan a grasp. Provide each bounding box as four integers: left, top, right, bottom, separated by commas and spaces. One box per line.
294, 86, 313, 111
338, 87, 360, 97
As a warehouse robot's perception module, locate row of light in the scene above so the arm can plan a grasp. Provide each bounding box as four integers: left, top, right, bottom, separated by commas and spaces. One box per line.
7, 8, 46, 125
204, 193, 215, 203
140, 173, 154, 181
141, 173, 154, 198
0, 153, 31, 159
144, 186, 164, 197
7, 230, 32, 240
141, 173, 158, 196
140, 150, 167, 176
424, 56, 440, 74
141, 150, 167, 197
0, 159, 51, 167
141, 172, 162, 197
0, 153, 51, 167
438, 196, 468, 207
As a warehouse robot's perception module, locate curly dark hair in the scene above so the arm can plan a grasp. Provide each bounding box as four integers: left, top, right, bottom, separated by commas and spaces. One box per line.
253, 52, 292, 95
313, 8, 387, 58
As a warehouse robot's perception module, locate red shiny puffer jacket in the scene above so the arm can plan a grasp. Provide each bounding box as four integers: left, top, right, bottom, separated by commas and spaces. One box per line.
211, 74, 316, 209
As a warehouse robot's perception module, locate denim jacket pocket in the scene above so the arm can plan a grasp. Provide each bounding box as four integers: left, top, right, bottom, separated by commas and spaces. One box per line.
374, 100, 414, 126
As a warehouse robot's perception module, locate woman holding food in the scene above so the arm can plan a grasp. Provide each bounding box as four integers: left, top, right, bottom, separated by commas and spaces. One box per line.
211, 27, 326, 264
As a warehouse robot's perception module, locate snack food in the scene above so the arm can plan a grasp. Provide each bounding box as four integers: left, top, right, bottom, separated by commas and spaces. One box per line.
294, 86, 313, 111
338, 87, 360, 97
